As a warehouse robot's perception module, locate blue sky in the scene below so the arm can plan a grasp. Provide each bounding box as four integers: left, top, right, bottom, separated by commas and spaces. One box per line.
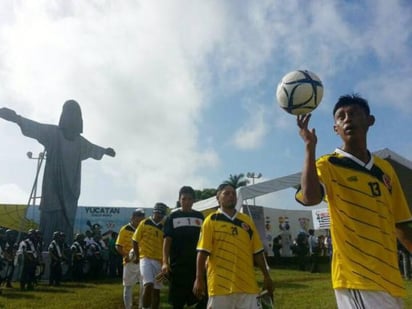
0, 0, 411, 210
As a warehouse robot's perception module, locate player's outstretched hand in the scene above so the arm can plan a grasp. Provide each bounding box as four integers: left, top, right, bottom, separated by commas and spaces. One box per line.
297, 114, 317, 147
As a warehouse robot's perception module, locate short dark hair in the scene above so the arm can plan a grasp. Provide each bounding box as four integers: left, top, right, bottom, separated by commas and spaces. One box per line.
216, 183, 236, 198
153, 202, 168, 215
308, 229, 315, 235
132, 208, 145, 217
179, 186, 195, 199
333, 93, 370, 116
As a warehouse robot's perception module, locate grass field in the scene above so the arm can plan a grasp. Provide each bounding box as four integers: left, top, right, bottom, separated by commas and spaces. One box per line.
1, 268, 412, 309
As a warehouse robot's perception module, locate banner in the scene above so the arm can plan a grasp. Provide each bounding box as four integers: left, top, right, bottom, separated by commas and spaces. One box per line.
312, 207, 330, 230
0, 204, 38, 231
0, 204, 147, 236
74, 206, 140, 235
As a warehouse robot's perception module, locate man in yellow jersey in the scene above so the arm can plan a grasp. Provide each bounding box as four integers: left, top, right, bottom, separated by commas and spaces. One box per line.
133, 203, 168, 309
193, 183, 273, 309
116, 208, 145, 309
296, 94, 412, 308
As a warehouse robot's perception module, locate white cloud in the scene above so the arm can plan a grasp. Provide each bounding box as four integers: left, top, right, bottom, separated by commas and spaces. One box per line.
357, 72, 412, 114
0, 184, 28, 204
0, 0, 411, 210
232, 104, 269, 150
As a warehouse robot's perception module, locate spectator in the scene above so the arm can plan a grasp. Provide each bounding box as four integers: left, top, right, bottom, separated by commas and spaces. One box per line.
108, 231, 122, 278
48, 231, 64, 286
293, 232, 309, 271
71, 233, 86, 281
272, 235, 282, 261
3, 229, 18, 288
308, 229, 319, 273
16, 229, 39, 290
86, 233, 103, 279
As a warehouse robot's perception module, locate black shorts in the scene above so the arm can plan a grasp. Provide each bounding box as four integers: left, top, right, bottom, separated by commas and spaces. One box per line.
168, 270, 204, 307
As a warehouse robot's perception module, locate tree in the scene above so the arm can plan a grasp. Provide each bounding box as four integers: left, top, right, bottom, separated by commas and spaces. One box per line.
224, 173, 249, 188
194, 188, 217, 202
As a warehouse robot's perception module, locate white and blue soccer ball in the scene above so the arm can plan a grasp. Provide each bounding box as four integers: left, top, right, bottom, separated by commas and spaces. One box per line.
276, 70, 324, 115
128, 248, 137, 262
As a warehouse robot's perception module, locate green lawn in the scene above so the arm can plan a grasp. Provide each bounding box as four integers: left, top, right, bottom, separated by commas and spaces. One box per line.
1, 268, 412, 308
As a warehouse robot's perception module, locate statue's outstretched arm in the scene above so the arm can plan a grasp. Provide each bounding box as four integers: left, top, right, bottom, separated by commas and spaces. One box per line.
0, 107, 19, 123
105, 147, 116, 157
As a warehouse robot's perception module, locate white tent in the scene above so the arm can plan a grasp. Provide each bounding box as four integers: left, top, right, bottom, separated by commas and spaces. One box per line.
193, 148, 412, 212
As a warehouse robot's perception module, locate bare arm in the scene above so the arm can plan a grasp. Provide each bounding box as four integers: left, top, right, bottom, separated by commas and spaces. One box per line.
396, 222, 412, 253
162, 236, 172, 274
297, 114, 323, 205
115, 244, 130, 262
132, 240, 140, 262
192, 251, 208, 299
254, 252, 274, 296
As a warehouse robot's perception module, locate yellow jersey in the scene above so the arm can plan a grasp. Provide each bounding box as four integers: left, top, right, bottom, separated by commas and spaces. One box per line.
116, 223, 136, 265
132, 217, 164, 261
296, 149, 412, 297
197, 209, 264, 296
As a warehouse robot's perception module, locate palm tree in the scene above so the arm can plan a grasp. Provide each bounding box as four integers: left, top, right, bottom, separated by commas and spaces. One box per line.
194, 188, 218, 201
224, 173, 249, 188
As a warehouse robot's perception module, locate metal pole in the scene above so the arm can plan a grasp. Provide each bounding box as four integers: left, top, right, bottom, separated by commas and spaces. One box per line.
17, 150, 46, 240
246, 172, 262, 206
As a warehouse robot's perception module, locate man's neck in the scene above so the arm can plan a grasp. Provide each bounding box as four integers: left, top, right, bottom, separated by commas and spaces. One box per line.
130, 222, 137, 229
180, 206, 193, 213
221, 207, 236, 217
341, 145, 369, 163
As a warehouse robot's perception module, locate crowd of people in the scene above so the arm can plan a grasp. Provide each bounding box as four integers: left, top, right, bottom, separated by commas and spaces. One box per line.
271, 228, 332, 272
0, 224, 123, 294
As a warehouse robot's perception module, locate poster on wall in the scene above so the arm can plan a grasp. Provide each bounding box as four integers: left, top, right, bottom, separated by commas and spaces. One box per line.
242, 205, 313, 257
312, 207, 330, 230
73, 206, 140, 236
242, 205, 268, 253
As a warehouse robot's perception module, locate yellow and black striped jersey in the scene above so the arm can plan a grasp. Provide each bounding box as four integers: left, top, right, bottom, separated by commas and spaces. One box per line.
116, 223, 136, 264
132, 217, 164, 261
197, 209, 264, 296
296, 148, 412, 297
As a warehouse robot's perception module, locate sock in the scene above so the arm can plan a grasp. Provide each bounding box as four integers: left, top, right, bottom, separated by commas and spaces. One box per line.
123, 285, 133, 309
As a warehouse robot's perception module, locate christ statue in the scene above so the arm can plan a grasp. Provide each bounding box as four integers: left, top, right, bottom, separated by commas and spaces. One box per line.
0, 100, 116, 247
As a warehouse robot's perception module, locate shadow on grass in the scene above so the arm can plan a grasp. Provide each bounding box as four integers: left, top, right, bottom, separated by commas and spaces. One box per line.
1, 291, 38, 300
35, 287, 76, 294
274, 282, 309, 289
60, 283, 93, 288
0, 284, 79, 298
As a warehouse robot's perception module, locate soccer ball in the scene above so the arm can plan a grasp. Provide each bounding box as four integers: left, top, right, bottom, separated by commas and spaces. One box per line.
276, 70, 323, 115
128, 248, 137, 262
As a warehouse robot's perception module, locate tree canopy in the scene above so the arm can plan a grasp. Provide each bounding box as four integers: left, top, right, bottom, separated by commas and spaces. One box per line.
194, 188, 217, 201
223, 173, 249, 188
